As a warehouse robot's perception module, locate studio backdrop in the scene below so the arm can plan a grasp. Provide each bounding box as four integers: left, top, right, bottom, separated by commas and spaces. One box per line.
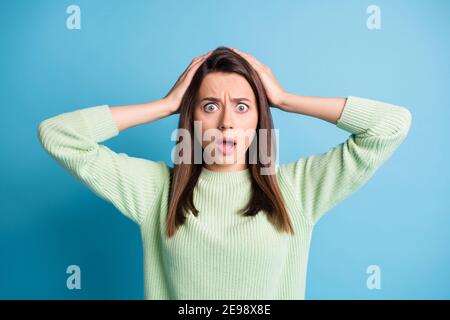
0, 0, 449, 299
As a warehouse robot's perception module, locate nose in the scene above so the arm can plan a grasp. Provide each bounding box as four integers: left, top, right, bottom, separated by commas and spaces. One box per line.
218, 105, 234, 130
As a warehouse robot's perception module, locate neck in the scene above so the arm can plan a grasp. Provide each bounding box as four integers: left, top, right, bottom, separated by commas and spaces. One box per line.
203, 163, 248, 172
199, 165, 252, 184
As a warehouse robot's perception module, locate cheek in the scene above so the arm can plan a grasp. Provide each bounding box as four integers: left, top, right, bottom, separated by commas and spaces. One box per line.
242, 111, 258, 136
235, 125, 258, 150
245, 108, 259, 128
193, 116, 217, 147
193, 108, 201, 122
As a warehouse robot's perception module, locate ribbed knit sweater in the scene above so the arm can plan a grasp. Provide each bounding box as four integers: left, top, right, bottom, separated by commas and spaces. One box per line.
37, 96, 412, 299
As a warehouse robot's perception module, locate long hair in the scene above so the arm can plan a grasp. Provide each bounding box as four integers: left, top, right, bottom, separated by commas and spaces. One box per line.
166, 46, 294, 237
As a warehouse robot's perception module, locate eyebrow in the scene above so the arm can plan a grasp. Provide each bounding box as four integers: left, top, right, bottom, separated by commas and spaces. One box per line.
200, 96, 252, 103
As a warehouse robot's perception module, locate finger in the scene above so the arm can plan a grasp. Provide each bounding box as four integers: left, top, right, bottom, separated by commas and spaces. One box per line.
180, 52, 210, 79
187, 52, 209, 71
232, 48, 265, 71
169, 52, 211, 94
192, 51, 212, 63
185, 53, 209, 77
241, 52, 264, 68
185, 53, 210, 75
235, 49, 261, 66
231, 48, 258, 64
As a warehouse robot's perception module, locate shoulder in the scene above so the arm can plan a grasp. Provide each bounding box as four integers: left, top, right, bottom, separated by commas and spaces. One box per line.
275, 159, 305, 186
118, 154, 171, 186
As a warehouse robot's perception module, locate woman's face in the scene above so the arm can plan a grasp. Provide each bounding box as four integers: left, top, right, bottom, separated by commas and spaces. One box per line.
193, 71, 259, 170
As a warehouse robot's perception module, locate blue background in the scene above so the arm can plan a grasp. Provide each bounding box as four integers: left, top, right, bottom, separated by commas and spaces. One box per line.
1, 0, 449, 299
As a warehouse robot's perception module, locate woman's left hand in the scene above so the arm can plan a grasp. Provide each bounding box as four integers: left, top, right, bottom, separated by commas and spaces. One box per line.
230, 47, 287, 109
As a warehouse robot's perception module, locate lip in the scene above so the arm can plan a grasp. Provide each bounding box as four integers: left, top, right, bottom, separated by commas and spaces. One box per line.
216, 137, 236, 155
219, 137, 236, 145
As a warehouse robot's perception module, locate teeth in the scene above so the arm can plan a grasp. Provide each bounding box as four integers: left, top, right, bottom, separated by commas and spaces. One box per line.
221, 138, 234, 145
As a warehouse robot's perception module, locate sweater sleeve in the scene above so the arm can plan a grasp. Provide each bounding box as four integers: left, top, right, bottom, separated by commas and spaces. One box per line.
278, 96, 412, 225
37, 104, 168, 226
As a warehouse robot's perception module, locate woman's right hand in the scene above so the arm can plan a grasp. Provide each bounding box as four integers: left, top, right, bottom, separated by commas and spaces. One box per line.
164, 50, 212, 114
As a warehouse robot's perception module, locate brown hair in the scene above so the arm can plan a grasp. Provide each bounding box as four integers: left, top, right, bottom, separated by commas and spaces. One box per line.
166, 46, 294, 237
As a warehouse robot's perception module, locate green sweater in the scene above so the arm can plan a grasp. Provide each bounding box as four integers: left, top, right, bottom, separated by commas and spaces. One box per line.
37, 96, 412, 299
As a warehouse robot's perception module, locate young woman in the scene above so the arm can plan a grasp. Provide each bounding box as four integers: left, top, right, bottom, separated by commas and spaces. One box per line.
38, 46, 412, 299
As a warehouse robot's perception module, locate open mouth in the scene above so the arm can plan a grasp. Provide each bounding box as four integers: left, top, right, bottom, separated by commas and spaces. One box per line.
216, 137, 236, 155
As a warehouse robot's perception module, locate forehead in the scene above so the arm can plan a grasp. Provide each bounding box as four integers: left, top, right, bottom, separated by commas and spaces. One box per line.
197, 72, 256, 101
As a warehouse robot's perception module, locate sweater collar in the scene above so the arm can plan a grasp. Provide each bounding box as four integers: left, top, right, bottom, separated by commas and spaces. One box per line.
198, 166, 252, 184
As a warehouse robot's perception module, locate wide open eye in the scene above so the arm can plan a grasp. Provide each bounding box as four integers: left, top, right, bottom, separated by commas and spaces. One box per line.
203, 103, 218, 113
236, 103, 249, 113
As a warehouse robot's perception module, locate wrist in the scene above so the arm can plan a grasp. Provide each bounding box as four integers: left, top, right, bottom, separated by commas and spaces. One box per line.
276, 92, 294, 111
160, 97, 177, 116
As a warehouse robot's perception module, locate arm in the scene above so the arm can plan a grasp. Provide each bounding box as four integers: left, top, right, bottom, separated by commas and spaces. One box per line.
37, 99, 174, 226
37, 51, 211, 226
277, 93, 347, 125
110, 98, 175, 132
228, 47, 412, 225
278, 95, 412, 225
